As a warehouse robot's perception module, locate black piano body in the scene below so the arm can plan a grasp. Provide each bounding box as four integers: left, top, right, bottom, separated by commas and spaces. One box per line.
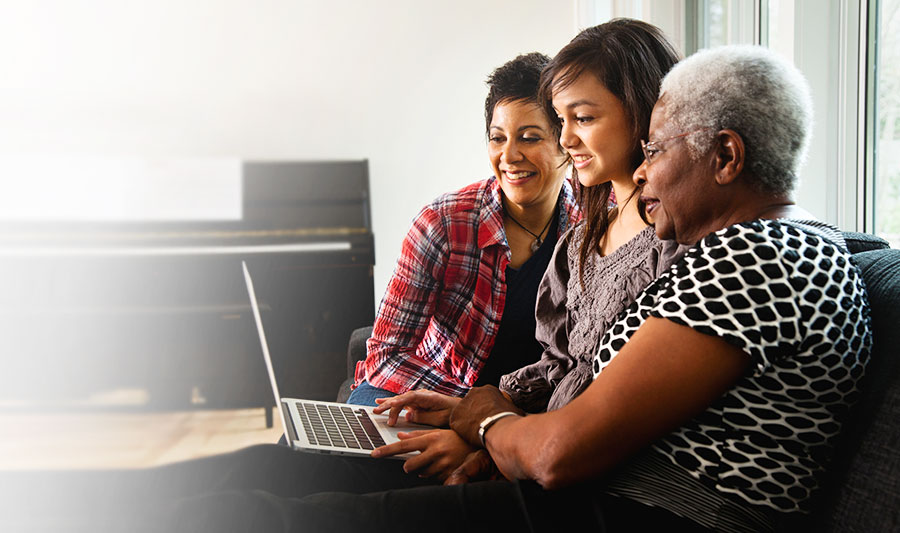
0, 160, 375, 411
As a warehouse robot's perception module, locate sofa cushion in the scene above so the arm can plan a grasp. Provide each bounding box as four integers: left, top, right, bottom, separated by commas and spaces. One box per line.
844, 231, 889, 253
813, 248, 900, 532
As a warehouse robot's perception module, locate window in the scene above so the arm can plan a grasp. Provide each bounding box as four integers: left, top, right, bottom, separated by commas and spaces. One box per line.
581, 1, 893, 245
873, 0, 900, 247
684, 0, 757, 54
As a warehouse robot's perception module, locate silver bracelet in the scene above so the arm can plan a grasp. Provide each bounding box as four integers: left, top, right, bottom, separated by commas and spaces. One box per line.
477, 411, 519, 448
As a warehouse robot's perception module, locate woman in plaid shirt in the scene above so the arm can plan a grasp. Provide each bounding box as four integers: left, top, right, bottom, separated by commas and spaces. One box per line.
350, 53, 580, 404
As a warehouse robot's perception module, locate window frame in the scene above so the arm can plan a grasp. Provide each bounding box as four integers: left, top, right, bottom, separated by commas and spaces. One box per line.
578, 0, 876, 235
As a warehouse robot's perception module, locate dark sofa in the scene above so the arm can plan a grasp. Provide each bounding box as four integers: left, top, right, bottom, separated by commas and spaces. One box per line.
811, 232, 900, 531
340, 231, 900, 532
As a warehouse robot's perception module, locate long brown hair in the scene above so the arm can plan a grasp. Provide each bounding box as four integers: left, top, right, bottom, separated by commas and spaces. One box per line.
539, 19, 680, 282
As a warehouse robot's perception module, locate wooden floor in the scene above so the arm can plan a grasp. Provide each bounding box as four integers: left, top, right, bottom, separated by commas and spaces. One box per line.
0, 408, 282, 470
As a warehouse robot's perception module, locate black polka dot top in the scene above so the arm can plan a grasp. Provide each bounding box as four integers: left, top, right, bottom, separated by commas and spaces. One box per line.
593, 219, 873, 516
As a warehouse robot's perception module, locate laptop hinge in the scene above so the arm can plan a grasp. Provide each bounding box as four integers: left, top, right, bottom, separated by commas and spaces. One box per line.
280, 401, 299, 443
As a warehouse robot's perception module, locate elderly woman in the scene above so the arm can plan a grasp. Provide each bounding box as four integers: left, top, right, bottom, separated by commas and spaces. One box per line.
441, 45, 872, 531
9, 46, 871, 533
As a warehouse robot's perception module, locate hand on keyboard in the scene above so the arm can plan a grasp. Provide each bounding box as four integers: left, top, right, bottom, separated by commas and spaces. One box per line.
373, 390, 461, 427
371, 428, 476, 482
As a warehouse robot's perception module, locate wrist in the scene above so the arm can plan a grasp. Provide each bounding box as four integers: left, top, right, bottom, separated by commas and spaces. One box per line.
477, 411, 519, 448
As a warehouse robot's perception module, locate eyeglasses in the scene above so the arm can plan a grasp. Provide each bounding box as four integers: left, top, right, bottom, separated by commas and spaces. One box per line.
640, 128, 712, 165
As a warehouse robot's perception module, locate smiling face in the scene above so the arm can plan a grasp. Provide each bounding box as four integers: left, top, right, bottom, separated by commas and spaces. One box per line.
633, 100, 718, 244
551, 73, 636, 187
488, 99, 567, 212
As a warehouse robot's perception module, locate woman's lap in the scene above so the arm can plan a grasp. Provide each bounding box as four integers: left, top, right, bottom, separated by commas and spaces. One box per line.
1, 444, 431, 532
346, 380, 397, 406
151, 444, 434, 499
166, 478, 535, 533
2, 444, 707, 533
161, 475, 696, 533
153, 449, 608, 533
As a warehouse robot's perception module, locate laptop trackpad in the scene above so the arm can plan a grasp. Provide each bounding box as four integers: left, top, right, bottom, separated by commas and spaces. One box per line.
367, 409, 435, 444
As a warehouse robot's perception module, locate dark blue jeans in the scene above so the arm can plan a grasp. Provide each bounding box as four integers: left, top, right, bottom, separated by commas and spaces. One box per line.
346, 380, 397, 406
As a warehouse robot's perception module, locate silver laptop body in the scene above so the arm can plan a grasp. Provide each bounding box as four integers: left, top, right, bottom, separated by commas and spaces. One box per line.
242, 261, 427, 459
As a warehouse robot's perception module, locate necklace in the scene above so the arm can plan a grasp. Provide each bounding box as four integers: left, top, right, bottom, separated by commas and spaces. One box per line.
506, 209, 555, 253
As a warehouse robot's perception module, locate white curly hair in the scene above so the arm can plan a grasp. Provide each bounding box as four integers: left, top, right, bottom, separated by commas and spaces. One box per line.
658, 45, 813, 196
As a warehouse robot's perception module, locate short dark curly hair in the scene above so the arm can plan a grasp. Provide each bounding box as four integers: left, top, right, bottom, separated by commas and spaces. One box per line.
484, 52, 555, 138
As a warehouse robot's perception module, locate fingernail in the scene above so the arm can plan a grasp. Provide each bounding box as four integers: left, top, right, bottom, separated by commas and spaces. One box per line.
371, 449, 380, 457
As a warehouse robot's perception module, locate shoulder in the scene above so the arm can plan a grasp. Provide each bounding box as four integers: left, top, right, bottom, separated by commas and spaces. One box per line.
622, 227, 686, 277
559, 178, 580, 219
672, 218, 859, 296
692, 218, 849, 264
410, 178, 496, 230
549, 225, 578, 265
424, 177, 496, 216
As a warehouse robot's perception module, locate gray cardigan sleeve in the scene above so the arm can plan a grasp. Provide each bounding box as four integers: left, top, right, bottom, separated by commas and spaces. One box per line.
542, 236, 689, 411
499, 229, 576, 413
500, 231, 689, 413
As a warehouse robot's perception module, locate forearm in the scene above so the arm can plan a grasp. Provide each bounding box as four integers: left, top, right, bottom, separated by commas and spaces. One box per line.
365, 295, 456, 395
488, 317, 753, 490
482, 415, 543, 483
363, 353, 470, 397
448, 385, 584, 488
480, 374, 681, 488
450, 386, 631, 490
363, 207, 447, 384
482, 412, 590, 489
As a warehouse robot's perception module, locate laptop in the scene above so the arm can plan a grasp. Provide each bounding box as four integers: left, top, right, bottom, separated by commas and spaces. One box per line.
242, 260, 429, 459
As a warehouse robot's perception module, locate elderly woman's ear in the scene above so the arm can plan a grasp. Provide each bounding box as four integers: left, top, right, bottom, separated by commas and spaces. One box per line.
713, 129, 745, 185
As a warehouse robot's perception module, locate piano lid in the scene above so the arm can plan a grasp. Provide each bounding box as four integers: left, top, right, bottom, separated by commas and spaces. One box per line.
0, 160, 373, 250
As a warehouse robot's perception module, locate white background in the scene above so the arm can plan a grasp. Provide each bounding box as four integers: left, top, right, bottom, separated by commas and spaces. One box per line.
0, 0, 848, 306
0, 0, 576, 302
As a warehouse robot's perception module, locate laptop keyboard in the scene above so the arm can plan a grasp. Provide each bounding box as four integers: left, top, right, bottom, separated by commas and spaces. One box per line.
294, 403, 386, 450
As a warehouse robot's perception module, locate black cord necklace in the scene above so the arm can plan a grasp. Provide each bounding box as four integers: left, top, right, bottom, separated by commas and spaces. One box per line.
506, 209, 555, 253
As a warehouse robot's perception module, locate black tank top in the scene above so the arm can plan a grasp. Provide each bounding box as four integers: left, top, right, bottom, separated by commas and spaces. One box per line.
475, 213, 559, 387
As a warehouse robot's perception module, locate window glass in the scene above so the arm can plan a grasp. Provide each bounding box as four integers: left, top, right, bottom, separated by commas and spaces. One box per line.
766, 0, 795, 61
707, 0, 728, 47
875, 0, 900, 247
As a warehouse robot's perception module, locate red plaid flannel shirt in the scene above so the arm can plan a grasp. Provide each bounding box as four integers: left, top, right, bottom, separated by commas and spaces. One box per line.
355, 177, 580, 396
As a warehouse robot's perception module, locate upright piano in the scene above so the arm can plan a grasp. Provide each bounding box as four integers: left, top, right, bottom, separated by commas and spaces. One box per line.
0, 160, 375, 411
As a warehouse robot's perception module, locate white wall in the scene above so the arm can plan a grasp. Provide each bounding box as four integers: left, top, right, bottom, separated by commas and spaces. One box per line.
0, 0, 578, 304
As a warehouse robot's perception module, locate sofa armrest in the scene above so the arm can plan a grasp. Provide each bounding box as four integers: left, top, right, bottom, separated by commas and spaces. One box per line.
843, 231, 889, 253
811, 248, 900, 531
336, 326, 373, 403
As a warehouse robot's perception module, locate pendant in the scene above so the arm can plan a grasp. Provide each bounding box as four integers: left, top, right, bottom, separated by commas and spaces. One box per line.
530, 238, 542, 253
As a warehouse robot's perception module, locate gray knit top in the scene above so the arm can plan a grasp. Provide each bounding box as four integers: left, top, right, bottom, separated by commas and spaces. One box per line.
499, 224, 686, 412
